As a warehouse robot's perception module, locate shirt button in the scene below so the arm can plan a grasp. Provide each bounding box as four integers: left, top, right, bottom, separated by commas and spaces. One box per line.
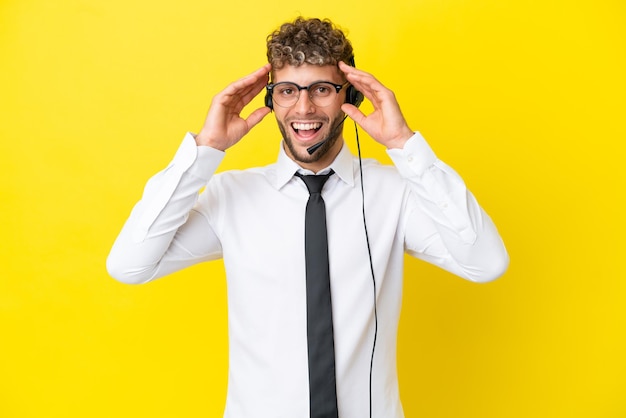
407, 155, 414, 162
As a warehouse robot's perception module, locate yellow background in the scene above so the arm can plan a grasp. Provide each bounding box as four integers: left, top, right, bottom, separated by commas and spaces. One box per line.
1, 0, 625, 417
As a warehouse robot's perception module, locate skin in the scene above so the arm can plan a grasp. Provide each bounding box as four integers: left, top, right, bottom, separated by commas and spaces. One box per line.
195, 60, 415, 173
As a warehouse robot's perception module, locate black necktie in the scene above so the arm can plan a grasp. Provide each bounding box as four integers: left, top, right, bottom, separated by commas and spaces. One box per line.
295, 170, 338, 418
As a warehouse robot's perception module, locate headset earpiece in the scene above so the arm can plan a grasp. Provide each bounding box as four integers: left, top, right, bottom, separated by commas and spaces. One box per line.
345, 85, 364, 108
345, 56, 364, 108
265, 86, 274, 110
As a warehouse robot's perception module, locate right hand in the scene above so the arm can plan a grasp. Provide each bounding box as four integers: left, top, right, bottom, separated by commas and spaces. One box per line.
195, 64, 272, 150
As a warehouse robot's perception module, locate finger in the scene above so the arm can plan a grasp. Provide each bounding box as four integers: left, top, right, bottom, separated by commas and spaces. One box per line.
338, 60, 368, 76
341, 103, 367, 126
339, 61, 381, 88
217, 83, 267, 118
340, 65, 379, 98
232, 64, 271, 93
220, 64, 271, 104
346, 71, 382, 94
245, 106, 272, 130
348, 74, 396, 111
243, 70, 272, 100
234, 78, 269, 111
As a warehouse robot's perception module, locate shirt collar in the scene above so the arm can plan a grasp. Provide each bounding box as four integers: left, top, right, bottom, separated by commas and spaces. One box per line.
274, 141, 355, 189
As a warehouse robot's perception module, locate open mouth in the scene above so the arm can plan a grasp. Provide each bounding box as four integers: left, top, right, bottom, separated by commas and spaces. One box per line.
291, 122, 322, 139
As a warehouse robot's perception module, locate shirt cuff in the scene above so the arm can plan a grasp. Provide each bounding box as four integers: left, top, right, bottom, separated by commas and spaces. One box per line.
386, 131, 437, 178
172, 132, 225, 180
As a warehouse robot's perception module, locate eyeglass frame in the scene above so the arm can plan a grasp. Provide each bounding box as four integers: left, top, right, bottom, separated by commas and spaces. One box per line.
266, 80, 349, 108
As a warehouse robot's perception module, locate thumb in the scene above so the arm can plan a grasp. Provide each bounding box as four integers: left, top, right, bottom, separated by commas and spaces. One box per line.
245, 106, 272, 130
341, 103, 366, 127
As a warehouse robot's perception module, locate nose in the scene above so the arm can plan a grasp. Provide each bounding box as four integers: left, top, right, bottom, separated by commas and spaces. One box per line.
293, 90, 315, 114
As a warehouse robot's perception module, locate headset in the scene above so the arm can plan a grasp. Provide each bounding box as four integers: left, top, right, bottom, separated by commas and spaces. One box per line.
264, 56, 364, 110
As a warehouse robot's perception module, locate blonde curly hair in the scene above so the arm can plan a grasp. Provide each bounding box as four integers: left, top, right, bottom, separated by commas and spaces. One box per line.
266, 17, 355, 70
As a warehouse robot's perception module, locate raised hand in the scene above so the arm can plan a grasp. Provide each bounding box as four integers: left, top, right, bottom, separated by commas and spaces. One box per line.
196, 64, 272, 150
339, 61, 414, 150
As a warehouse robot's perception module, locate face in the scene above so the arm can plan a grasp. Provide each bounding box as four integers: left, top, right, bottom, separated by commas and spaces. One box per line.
271, 64, 347, 172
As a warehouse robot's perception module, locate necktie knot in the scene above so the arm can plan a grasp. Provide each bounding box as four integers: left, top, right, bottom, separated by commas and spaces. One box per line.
296, 170, 335, 195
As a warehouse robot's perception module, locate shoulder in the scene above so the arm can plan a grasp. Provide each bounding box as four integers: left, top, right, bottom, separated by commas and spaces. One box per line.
207, 163, 279, 191
356, 157, 403, 180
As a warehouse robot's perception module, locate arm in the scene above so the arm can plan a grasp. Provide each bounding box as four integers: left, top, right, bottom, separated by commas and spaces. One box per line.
339, 62, 509, 282
106, 65, 272, 284
388, 133, 509, 282
106, 136, 224, 284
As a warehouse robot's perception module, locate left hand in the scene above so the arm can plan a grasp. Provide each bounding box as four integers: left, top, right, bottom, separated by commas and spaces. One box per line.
339, 61, 414, 149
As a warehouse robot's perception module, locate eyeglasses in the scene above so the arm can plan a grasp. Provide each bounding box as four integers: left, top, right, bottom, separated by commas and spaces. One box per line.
266, 81, 348, 108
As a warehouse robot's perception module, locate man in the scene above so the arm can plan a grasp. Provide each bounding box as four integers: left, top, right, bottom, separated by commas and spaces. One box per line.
107, 17, 508, 418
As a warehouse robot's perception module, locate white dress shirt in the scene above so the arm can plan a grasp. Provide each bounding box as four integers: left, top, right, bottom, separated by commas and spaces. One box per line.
107, 131, 508, 418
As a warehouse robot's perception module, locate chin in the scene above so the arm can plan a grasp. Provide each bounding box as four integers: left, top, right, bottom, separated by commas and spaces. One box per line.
286, 133, 339, 165
279, 119, 343, 164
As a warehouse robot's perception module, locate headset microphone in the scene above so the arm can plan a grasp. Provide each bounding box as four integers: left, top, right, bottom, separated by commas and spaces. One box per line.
306, 115, 349, 155
305, 140, 325, 155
